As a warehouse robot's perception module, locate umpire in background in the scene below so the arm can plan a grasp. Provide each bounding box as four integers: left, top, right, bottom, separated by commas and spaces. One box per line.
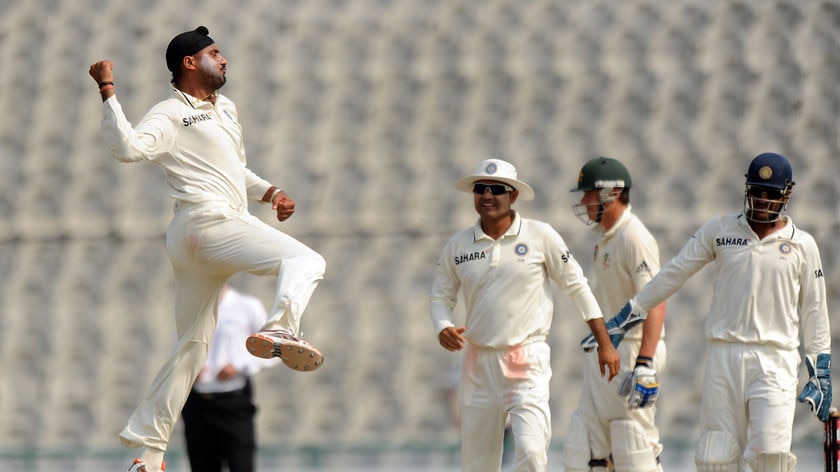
181, 284, 279, 472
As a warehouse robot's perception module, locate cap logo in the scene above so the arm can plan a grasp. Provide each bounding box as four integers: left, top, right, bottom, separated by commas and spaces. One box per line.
758, 166, 773, 180
578, 171, 584, 183
485, 163, 498, 175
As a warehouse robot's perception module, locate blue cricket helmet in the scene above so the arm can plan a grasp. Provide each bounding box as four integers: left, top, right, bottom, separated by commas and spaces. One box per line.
745, 152, 795, 190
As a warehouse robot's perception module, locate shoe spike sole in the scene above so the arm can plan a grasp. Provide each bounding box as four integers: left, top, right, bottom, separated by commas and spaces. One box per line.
246, 335, 324, 372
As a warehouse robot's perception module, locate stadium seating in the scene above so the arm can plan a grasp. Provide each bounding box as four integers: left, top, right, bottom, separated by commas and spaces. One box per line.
0, 0, 837, 469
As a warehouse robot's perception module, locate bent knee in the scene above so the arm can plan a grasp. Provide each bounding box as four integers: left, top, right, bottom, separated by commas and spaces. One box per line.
308, 250, 326, 273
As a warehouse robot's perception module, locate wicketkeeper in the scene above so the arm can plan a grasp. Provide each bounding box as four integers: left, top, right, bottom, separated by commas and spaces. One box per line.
584, 152, 832, 471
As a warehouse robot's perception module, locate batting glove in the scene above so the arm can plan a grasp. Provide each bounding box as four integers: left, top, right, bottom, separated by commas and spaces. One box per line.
799, 353, 832, 422
618, 356, 659, 409
580, 300, 647, 352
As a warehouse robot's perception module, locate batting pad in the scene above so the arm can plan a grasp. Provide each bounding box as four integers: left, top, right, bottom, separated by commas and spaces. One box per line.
610, 419, 660, 472
695, 430, 740, 472
748, 452, 796, 472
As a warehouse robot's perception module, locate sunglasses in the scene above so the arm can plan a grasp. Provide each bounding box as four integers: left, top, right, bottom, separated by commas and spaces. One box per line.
473, 183, 514, 195
747, 186, 784, 200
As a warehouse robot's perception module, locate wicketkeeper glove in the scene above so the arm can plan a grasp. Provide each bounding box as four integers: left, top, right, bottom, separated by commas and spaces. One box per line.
618, 356, 659, 409
798, 353, 832, 422
580, 300, 647, 352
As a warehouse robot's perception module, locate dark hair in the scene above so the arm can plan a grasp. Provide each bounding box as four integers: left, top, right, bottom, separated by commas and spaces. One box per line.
618, 187, 630, 204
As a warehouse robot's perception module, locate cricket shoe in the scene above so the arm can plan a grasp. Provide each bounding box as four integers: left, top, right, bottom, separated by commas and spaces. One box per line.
246, 329, 324, 372
125, 458, 165, 472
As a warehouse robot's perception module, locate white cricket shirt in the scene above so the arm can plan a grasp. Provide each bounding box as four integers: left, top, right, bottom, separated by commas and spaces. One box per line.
590, 207, 662, 341
430, 211, 602, 349
634, 212, 830, 357
100, 85, 273, 211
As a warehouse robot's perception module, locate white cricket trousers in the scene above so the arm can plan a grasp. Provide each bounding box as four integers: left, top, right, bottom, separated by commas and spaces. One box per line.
460, 340, 552, 472
119, 203, 325, 451
697, 341, 798, 466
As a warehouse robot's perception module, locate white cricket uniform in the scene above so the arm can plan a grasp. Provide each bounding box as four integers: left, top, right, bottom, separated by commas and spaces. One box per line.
100, 87, 325, 451
633, 211, 830, 464
430, 211, 602, 472
564, 208, 666, 466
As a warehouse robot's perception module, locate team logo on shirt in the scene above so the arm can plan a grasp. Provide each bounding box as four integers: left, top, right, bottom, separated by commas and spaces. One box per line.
601, 252, 611, 269
514, 243, 529, 256
778, 243, 792, 255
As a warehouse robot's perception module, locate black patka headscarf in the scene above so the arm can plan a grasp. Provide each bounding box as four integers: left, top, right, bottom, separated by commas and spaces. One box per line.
165, 26, 215, 72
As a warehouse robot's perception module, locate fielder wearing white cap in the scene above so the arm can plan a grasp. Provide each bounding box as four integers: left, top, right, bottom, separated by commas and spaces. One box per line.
430, 158, 620, 472
454, 158, 535, 201
596, 152, 832, 471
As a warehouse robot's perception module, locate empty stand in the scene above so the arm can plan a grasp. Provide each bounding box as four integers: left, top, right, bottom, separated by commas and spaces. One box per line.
0, 1, 838, 469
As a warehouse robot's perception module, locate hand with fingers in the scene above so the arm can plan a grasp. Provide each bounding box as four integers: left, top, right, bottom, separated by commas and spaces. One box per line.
88, 60, 116, 99
438, 326, 466, 352
271, 190, 296, 221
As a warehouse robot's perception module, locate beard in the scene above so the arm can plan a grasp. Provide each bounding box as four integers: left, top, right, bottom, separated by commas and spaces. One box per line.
199, 56, 226, 90
745, 197, 785, 223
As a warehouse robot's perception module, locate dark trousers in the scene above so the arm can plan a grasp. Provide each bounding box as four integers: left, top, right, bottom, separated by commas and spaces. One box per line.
181, 380, 258, 472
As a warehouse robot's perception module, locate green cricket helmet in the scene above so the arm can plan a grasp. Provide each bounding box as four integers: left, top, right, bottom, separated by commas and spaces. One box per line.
571, 156, 631, 225
571, 156, 632, 192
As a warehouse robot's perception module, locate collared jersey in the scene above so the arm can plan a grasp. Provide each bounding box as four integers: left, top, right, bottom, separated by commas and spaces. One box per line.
100, 85, 272, 211
635, 212, 829, 356
591, 207, 662, 341
430, 211, 602, 349
193, 287, 279, 394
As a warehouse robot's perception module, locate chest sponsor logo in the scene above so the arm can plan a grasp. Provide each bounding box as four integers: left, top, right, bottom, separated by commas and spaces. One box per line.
715, 236, 751, 247
182, 112, 213, 126
455, 250, 487, 265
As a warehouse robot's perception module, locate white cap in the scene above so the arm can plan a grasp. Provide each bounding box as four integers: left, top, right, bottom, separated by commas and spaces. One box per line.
454, 158, 534, 201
